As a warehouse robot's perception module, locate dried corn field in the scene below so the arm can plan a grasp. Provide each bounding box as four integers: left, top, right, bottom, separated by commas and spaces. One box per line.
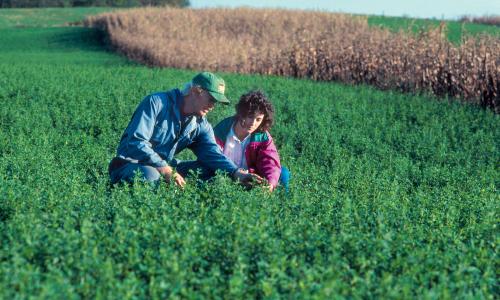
85, 7, 500, 112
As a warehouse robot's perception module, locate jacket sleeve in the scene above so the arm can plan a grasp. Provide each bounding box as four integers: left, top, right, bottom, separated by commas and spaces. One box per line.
122, 95, 168, 168
255, 134, 282, 188
189, 121, 238, 175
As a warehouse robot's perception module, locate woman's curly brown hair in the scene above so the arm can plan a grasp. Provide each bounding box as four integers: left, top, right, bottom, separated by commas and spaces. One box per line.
235, 90, 274, 132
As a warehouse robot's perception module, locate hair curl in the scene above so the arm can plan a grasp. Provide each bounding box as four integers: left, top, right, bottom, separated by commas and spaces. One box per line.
235, 90, 274, 132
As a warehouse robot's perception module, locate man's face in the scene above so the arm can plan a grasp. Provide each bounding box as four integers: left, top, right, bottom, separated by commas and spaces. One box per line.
193, 89, 216, 117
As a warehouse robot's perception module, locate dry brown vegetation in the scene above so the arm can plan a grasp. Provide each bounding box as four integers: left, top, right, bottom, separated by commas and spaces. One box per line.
85, 7, 500, 112
460, 15, 500, 27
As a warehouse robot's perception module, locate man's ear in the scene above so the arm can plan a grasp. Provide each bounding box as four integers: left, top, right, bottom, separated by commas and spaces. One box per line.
192, 86, 203, 95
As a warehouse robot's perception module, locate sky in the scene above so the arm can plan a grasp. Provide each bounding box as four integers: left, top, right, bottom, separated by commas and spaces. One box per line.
191, 0, 500, 20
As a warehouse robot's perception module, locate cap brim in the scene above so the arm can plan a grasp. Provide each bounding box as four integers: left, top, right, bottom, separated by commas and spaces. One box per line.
209, 91, 230, 104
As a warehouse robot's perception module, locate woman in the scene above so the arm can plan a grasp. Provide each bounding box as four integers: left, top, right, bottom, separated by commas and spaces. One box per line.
213, 90, 290, 191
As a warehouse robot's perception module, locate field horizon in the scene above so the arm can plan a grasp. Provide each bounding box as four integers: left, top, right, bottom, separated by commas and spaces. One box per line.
0, 7, 498, 299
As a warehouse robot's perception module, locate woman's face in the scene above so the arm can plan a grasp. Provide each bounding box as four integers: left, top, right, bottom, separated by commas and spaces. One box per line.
238, 112, 265, 134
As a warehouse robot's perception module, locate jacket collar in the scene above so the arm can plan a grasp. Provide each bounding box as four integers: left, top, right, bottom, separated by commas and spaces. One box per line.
214, 116, 234, 142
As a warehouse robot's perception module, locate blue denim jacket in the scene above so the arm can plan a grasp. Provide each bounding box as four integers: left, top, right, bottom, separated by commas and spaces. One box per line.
115, 89, 238, 174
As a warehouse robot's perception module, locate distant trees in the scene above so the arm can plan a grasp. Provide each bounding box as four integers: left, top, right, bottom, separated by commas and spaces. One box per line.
0, 0, 190, 8
459, 15, 500, 27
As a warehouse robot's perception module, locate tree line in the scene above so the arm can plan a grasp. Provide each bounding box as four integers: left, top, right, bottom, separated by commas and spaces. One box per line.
0, 0, 189, 8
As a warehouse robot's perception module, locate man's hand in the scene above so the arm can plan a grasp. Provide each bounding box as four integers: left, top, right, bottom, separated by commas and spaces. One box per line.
233, 169, 264, 188
157, 165, 186, 188
171, 173, 186, 188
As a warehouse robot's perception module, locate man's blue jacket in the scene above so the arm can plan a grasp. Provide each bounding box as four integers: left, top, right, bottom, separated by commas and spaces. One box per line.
115, 89, 238, 174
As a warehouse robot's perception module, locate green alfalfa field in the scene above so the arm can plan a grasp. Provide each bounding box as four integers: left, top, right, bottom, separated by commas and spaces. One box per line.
0, 7, 498, 299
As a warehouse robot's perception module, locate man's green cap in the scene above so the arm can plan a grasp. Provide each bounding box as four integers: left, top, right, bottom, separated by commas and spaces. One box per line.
192, 72, 230, 104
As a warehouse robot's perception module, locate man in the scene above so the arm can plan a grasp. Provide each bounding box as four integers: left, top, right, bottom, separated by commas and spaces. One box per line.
108, 71, 262, 188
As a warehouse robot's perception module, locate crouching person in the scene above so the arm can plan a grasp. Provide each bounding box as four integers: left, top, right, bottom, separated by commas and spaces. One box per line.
214, 90, 290, 192
108, 72, 262, 187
